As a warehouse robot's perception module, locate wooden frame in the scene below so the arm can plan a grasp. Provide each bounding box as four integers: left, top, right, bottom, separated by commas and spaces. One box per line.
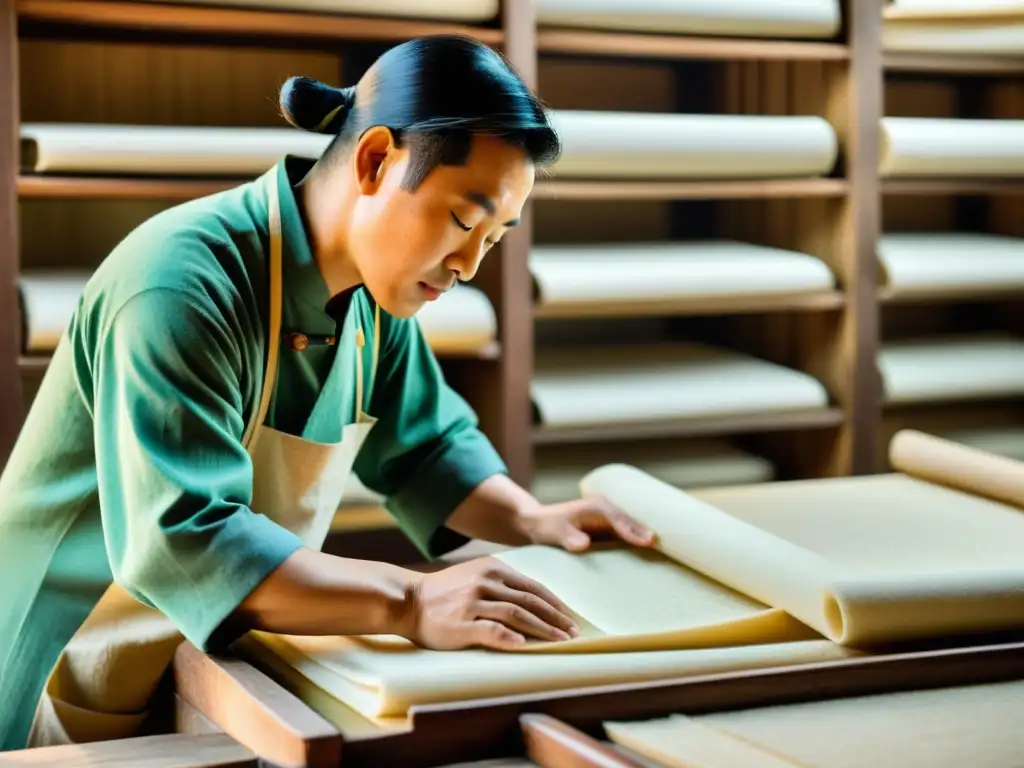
167, 632, 1024, 768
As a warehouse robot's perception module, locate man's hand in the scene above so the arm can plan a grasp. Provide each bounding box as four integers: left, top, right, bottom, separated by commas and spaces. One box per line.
399, 557, 580, 651
515, 495, 656, 552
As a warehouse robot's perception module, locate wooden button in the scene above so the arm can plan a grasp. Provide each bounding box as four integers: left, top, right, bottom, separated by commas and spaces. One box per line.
287, 332, 309, 351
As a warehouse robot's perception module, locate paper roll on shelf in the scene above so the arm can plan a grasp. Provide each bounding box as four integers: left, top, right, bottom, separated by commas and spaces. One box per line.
532, 343, 831, 429
883, 17, 1024, 56
879, 333, 1024, 405
532, 439, 774, 505
880, 118, 1024, 178
19, 270, 89, 354
413, 283, 497, 356
878, 233, 1024, 299
132, 0, 499, 21
550, 111, 838, 180
535, 0, 841, 38
20, 123, 331, 176
605, 680, 1024, 768
531, 241, 836, 315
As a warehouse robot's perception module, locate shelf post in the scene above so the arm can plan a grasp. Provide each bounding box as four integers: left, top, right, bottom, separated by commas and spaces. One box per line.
836, 0, 883, 474
0, 0, 25, 468
472, 0, 537, 487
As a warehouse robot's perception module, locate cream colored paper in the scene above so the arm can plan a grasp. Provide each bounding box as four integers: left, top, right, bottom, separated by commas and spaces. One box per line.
569, 431, 1024, 646
532, 439, 774, 504
550, 112, 838, 180
880, 117, 1024, 177
878, 333, 1024, 405
531, 343, 831, 428
132, 0, 498, 20
605, 680, 1024, 768
888, 0, 1024, 12
18, 271, 89, 353
531, 241, 835, 311
413, 283, 496, 356
883, 17, 1024, 55
21, 123, 331, 175
535, 0, 841, 38
878, 233, 1024, 298
248, 632, 852, 722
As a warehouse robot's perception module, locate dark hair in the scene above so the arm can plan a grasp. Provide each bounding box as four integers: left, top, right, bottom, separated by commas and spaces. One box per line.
279, 35, 561, 189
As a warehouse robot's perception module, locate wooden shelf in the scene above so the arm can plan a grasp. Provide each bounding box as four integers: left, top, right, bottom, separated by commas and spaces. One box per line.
533, 178, 849, 201
534, 291, 846, 319
533, 408, 846, 445
537, 28, 849, 63
883, 179, 1024, 196
879, 287, 1024, 305
15, 0, 503, 45
885, 52, 1024, 76
17, 175, 239, 200
18, 356, 49, 375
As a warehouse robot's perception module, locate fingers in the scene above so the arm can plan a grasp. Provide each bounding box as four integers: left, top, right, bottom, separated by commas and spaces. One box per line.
470, 619, 527, 651
495, 566, 577, 622
574, 496, 655, 547
481, 581, 579, 640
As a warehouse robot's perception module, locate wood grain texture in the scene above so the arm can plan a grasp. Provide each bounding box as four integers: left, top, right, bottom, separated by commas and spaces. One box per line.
0, 0, 24, 466
521, 714, 648, 768
0, 733, 256, 767
173, 641, 341, 768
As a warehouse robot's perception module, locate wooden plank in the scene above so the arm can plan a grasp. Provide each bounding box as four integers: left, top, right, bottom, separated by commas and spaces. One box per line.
0, 0, 24, 468
15, 0, 503, 46
521, 714, 646, 768
532, 178, 849, 201
16, 175, 239, 200
884, 52, 1024, 76
532, 407, 846, 445
883, 178, 1024, 196
537, 29, 849, 63
0, 733, 257, 767
534, 291, 846, 319
173, 641, 342, 768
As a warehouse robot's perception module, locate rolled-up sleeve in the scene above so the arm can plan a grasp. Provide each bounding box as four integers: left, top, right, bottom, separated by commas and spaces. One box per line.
353, 314, 508, 559
91, 287, 303, 651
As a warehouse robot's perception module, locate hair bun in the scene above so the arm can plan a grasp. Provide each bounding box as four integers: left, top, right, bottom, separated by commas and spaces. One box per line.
279, 76, 354, 134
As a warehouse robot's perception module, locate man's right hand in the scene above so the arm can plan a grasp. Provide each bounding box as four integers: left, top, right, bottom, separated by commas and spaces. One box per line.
399, 556, 580, 651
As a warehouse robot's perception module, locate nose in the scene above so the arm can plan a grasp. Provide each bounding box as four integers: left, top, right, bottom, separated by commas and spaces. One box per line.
445, 240, 488, 282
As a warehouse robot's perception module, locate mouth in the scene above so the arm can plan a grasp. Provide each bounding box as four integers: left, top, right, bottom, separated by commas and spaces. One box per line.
418, 282, 447, 301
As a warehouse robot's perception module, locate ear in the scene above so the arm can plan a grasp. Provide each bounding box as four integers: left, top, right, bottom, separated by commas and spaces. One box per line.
353, 126, 399, 195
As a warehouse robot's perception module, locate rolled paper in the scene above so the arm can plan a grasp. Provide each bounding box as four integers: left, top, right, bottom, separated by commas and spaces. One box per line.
878, 233, 1024, 298
880, 117, 1024, 177
413, 283, 496, 356
532, 343, 830, 428
535, 0, 842, 39
21, 123, 331, 176
549, 111, 839, 180
531, 240, 835, 311
18, 271, 90, 354
878, 333, 1024, 405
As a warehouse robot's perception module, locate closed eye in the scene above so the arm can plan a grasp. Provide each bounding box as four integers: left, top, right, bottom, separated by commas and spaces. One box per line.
450, 211, 471, 231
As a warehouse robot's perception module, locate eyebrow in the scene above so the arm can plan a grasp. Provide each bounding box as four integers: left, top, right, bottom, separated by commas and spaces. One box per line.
463, 190, 520, 227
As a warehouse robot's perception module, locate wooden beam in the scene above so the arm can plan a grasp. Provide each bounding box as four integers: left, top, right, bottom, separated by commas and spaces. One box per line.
0, 0, 24, 468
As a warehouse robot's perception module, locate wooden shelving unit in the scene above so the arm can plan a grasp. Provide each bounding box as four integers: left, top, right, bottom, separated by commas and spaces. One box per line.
1, 0, 1021, 502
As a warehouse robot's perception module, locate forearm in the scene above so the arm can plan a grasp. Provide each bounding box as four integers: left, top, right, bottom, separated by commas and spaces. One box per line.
231, 548, 421, 637
445, 473, 542, 546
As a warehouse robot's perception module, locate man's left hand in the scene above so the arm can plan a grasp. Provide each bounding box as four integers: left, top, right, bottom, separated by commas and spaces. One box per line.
516, 496, 656, 552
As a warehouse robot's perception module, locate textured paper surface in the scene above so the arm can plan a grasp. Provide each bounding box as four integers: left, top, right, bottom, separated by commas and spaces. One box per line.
884, 17, 1024, 54
531, 343, 830, 427
880, 117, 1024, 177
551, 112, 838, 179
878, 233, 1024, 297
531, 241, 835, 310
878, 333, 1024, 405
606, 680, 1024, 768
126, 0, 498, 20
536, 0, 841, 38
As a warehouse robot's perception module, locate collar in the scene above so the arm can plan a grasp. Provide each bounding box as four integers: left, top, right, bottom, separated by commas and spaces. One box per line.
275, 156, 336, 335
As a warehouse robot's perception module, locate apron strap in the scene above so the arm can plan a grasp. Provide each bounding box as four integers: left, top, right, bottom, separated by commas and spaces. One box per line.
354, 302, 381, 421
242, 170, 284, 451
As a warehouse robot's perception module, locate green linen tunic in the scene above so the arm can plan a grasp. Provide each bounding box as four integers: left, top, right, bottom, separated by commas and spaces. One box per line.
0, 157, 507, 751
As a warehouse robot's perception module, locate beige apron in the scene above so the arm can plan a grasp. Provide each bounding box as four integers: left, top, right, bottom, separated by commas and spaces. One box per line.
27, 168, 380, 747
